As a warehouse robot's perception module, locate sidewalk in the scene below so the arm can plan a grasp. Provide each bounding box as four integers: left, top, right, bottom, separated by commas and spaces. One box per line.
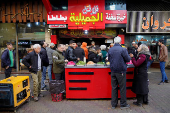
0, 68, 170, 113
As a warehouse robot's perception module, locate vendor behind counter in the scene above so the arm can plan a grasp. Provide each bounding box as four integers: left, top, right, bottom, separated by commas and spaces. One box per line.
88, 47, 102, 63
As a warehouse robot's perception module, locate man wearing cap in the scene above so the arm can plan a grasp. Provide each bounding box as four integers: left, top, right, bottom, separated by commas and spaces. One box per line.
1, 42, 16, 78
46, 43, 55, 81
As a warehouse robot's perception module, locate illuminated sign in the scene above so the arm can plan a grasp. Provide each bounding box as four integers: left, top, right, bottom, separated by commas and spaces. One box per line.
48, 15, 67, 22
49, 24, 66, 28
127, 11, 170, 33
47, 0, 127, 30
142, 15, 170, 30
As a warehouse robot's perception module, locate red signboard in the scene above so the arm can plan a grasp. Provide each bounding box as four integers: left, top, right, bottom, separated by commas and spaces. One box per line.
68, 0, 105, 30
46, 0, 127, 30
105, 10, 127, 24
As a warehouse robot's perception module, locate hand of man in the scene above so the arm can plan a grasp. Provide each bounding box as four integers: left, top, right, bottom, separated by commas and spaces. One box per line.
29, 66, 32, 68
77, 58, 80, 61
6, 66, 9, 69
129, 53, 134, 58
98, 53, 102, 56
65, 60, 68, 63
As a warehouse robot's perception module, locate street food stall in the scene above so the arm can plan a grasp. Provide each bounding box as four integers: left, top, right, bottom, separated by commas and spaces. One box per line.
65, 64, 136, 99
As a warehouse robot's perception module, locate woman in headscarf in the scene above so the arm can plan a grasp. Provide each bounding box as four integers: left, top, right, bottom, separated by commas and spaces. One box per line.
100, 45, 107, 62
130, 44, 151, 107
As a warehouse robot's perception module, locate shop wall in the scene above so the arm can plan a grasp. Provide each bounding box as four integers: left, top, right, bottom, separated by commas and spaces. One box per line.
0, 0, 47, 23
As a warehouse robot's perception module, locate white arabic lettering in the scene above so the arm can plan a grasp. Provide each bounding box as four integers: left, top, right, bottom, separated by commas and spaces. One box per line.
48, 15, 67, 22
82, 5, 99, 15
106, 13, 126, 22
49, 24, 66, 28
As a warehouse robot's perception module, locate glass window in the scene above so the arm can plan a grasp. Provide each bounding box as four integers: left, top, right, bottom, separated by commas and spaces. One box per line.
128, 35, 170, 62
105, 0, 126, 10
49, 0, 68, 10
18, 22, 46, 71
0, 23, 16, 71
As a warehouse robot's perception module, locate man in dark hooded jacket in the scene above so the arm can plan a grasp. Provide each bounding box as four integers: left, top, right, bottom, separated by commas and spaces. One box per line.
66, 40, 79, 61
73, 42, 85, 61
88, 47, 102, 63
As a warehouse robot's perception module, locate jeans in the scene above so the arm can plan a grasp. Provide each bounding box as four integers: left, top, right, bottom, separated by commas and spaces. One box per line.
41, 66, 47, 88
147, 60, 154, 70
5, 67, 12, 78
111, 72, 127, 107
47, 64, 52, 81
160, 61, 168, 82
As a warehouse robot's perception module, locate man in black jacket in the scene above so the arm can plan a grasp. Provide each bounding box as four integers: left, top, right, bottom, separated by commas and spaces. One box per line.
73, 42, 85, 61
88, 47, 102, 63
22, 44, 43, 102
1, 42, 16, 78
66, 40, 80, 61
40, 41, 49, 90
132, 42, 138, 59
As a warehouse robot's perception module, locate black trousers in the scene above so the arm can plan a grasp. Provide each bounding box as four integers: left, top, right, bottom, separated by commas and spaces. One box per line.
136, 94, 148, 104
5, 67, 12, 79
111, 72, 127, 107
55, 71, 65, 81
55, 73, 62, 80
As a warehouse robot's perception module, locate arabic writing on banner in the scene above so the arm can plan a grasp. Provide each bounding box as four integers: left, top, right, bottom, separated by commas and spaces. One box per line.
142, 15, 170, 30
49, 25, 66, 28
47, 0, 127, 30
105, 10, 127, 24
68, 0, 105, 30
59, 28, 116, 38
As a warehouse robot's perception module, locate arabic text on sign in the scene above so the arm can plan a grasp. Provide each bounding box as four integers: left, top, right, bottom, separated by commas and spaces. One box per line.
48, 15, 67, 22
49, 25, 66, 28
106, 13, 126, 22
137, 38, 147, 42
142, 15, 170, 30
82, 5, 99, 15
69, 13, 103, 25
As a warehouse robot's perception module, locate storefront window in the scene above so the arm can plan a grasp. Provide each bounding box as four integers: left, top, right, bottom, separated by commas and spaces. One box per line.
105, 0, 126, 10
18, 22, 46, 71
0, 23, 16, 71
128, 35, 170, 62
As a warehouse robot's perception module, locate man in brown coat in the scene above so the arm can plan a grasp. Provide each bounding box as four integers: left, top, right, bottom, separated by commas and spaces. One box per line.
158, 39, 169, 85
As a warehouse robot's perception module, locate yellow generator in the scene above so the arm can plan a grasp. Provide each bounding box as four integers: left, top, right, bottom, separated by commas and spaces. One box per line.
0, 76, 30, 109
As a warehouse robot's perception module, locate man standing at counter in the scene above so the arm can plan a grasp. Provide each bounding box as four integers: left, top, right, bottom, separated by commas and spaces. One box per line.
108, 36, 131, 109
66, 40, 79, 61
53, 44, 68, 80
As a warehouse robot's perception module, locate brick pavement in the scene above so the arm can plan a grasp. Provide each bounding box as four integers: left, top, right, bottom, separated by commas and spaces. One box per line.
0, 68, 170, 113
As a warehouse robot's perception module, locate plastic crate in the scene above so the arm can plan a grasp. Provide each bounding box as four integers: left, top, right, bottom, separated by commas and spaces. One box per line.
51, 93, 63, 102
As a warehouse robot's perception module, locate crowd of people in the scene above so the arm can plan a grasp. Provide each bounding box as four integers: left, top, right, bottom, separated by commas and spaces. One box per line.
1, 37, 169, 108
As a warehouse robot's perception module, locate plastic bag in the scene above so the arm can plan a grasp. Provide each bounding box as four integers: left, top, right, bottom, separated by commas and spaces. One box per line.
49, 80, 65, 94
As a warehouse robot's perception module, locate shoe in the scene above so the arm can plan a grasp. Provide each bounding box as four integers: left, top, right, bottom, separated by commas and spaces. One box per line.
143, 101, 149, 105
34, 97, 38, 102
41, 85, 47, 91
38, 93, 44, 97
133, 102, 142, 107
120, 104, 130, 109
158, 81, 164, 85
112, 106, 117, 109
165, 80, 169, 83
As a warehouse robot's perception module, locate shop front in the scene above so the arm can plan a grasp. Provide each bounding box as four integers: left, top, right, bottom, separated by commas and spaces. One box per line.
0, 0, 49, 72
126, 11, 170, 67
42, 0, 136, 99
44, 0, 127, 45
